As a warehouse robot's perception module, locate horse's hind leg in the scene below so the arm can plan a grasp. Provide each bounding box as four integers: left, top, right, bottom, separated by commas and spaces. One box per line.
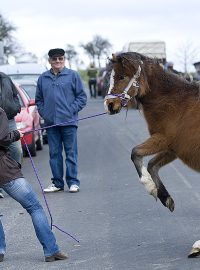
147, 151, 176, 212
131, 134, 169, 201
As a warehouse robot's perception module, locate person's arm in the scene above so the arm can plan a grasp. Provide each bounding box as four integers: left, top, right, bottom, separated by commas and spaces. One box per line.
0, 109, 21, 147
70, 72, 87, 114
10, 80, 21, 114
35, 77, 45, 118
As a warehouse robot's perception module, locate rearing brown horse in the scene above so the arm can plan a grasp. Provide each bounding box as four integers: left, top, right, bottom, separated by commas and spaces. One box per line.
104, 52, 200, 257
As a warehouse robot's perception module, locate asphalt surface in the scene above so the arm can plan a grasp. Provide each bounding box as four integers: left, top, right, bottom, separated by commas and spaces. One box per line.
1, 96, 200, 269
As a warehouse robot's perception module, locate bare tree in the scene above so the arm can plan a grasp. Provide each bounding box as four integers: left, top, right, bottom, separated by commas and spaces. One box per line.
92, 35, 112, 68
80, 35, 112, 67
80, 41, 96, 64
176, 41, 199, 73
0, 13, 22, 62
64, 44, 77, 68
0, 14, 16, 39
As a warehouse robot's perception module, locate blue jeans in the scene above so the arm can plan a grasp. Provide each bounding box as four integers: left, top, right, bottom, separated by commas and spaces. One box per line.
47, 125, 79, 189
0, 178, 59, 257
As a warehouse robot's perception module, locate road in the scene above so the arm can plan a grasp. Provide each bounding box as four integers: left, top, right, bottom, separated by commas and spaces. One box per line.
1, 97, 200, 270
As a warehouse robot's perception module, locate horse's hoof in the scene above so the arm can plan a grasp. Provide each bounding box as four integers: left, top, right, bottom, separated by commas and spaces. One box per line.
188, 248, 200, 258
165, 197, 175, 212
188, 240, 200, 258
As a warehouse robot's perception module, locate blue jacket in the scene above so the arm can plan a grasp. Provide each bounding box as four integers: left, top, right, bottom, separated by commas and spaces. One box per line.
35, 67, 87, 126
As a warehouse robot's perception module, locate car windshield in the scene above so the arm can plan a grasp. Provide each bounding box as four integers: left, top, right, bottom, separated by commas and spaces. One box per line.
21, 84, 36, 99
9, 74, 40, 81
17, 94, 25, 108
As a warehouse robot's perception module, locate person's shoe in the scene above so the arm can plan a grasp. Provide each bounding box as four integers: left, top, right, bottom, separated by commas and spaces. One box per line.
43, 184, 64, 193
69, 184, 79, 193
45, 252, 69, 262
0, 192, 4, 198
0, 254, 4, 262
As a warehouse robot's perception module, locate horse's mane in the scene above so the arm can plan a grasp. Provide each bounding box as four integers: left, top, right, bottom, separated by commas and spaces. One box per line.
118, 52, 200, 99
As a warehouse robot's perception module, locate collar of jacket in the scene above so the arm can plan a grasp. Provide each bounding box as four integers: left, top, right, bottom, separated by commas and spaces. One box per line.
45, 67, 71, 78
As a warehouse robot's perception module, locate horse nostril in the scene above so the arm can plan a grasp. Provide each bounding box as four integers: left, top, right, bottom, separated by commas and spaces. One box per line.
108, 102, 114, 112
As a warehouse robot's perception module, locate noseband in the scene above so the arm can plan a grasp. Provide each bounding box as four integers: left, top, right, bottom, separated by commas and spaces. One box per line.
105, 65, 142, 107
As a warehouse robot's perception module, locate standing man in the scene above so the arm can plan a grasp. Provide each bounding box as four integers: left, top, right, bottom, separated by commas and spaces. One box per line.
165, 62, 180, 75
0, 72, 22, 198
87, 63, 98, 98
36, 48, 87, 193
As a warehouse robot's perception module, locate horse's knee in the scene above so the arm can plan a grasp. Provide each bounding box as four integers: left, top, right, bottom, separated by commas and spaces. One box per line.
131, 147, 137, 162
131, 148, 143, 177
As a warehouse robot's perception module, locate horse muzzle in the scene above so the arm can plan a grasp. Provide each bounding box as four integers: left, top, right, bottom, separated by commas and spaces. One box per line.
104, 98, 122, 115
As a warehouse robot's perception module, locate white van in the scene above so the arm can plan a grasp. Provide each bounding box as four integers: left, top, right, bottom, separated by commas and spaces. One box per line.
0, 63, 47, 82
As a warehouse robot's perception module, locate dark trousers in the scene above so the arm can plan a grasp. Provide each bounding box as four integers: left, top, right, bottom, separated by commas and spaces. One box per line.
88, 79, 97, 98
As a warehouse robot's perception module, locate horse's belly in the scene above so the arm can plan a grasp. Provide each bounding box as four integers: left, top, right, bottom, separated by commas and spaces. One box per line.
178, 154, 200, 172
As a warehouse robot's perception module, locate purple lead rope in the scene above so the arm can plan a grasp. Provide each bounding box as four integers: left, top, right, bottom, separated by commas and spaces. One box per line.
23, 112, 107, 135
22, 112, 107, 243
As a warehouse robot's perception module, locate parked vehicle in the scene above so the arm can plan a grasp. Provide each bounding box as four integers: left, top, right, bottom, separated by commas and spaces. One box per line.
97, 67, 107, 97
14, 83, 43, 156
0, 63, 47, 82
16, 79, 37, 99
15, 79, 48, 144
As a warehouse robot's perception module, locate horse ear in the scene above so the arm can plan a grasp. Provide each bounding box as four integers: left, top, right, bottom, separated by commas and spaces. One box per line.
111, 53, 122, 64
112, 54, 117, 61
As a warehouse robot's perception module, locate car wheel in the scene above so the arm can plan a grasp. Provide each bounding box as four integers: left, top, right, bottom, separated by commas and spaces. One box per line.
22, 148, 27, 157
36, 131, 43, 150
29, 135, 37, 156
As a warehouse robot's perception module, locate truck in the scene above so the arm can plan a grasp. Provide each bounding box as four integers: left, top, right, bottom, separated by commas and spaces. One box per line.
122, 41, 166, 64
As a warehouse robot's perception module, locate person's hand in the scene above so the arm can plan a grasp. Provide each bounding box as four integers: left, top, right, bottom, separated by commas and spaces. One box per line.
19, 131, 24, 138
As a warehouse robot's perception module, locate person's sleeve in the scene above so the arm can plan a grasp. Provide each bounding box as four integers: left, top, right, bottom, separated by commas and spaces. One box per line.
70, 72, 87, 114
0, 109, 21, 147
11, 80, 21, 114
35, 77, 45, 118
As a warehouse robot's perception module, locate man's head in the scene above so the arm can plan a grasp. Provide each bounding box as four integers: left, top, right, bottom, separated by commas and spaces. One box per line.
166, 61, 174, 69
48, 48, 65, 73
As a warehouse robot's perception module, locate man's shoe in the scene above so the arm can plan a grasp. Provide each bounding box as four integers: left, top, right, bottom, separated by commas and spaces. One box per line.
0, 254, 4, 262
0, 192, 4, 198
43, 184, 64, 193
45, 252, 69, 262
69, 184, 79, 193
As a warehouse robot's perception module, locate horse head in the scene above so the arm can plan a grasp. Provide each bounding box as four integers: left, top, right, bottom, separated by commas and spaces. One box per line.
104, 52, 150, 115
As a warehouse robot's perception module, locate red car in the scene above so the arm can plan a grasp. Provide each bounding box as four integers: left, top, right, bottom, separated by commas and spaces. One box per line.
14, 83, 43, 156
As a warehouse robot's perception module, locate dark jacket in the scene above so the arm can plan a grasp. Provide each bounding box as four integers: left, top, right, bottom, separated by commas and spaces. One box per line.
0, 108, 23, 186
0, 72, 21, 120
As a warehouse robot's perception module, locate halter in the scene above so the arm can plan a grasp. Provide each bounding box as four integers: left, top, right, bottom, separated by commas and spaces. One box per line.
105, 65, 141, 107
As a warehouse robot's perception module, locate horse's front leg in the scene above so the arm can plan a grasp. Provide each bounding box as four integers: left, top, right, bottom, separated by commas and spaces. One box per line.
131, 134, 169, 201
147, 151, 176, 212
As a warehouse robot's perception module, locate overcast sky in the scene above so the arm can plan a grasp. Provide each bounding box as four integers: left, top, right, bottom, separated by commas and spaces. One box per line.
1, 0, 200, 71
